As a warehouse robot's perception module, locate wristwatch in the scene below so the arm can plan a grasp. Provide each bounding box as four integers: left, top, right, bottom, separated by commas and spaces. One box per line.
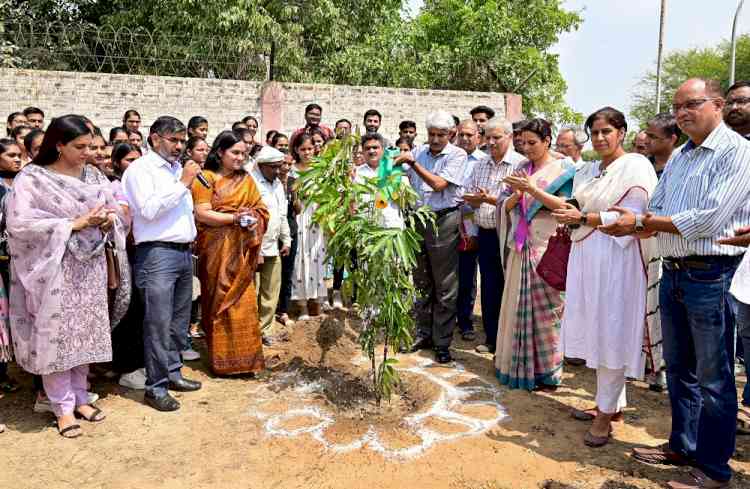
634, 214, 645, 232
579, 212, 587, 226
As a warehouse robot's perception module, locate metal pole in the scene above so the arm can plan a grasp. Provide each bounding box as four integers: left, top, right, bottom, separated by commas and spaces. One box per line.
731, 0, 746, 86
655, 0, 667, 113
268, 40, 276, 81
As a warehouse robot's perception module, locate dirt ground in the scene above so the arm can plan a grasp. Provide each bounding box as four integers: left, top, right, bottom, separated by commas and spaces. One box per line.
1, 309, 749, 489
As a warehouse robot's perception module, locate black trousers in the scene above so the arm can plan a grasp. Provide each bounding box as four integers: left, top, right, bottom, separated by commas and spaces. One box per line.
277, 231, 299, 314
414, 209, 460, 348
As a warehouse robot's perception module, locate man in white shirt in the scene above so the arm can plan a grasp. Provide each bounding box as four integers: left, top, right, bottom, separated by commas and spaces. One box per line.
555, 126, 586, 168
356, 132, 406, 229
251, 147, 291, 334
122, 116, 203, 412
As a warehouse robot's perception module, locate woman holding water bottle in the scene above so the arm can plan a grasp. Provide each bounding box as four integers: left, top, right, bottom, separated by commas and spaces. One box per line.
192, 130, 270, 376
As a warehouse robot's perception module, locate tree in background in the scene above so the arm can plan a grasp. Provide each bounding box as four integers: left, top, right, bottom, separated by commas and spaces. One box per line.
632, 34, 750, 126
4, 0, 583, 123
321, 0, 582, 122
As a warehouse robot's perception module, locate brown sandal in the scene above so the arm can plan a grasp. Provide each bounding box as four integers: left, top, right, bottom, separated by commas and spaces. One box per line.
583, 429, 610, 447
571, 407, 624, 422
666, 468, 729, 488
737, 410, 750, 435
632, 445, 691, 466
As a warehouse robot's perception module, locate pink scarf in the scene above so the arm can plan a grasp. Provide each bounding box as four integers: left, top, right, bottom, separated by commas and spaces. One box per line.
513, 163, 537, 251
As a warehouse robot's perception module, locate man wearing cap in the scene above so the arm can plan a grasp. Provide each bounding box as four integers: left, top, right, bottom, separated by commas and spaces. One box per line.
251, 147, 292, 335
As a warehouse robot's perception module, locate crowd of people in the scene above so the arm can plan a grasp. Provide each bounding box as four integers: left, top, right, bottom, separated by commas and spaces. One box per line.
0, 76, 749, 488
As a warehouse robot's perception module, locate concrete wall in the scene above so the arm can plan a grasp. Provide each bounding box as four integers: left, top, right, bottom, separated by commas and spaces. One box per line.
0, 69, 522, 143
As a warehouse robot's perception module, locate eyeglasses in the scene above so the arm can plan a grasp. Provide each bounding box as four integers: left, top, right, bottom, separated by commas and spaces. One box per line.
159, 135, 186, 145
725, 96, 750, 107
671, 98, 716, 114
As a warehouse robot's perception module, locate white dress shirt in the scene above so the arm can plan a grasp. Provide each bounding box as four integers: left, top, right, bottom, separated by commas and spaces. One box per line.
355, 164, 406, 229
251, 168, 291, 256
121, 150, 197, 244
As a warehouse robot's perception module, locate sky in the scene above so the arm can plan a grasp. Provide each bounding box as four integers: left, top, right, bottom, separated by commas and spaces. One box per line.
407, 0, 743, 120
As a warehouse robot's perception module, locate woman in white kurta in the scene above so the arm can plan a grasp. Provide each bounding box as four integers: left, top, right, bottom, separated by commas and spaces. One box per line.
290, 134, 327, 320
552, 107, 657, 447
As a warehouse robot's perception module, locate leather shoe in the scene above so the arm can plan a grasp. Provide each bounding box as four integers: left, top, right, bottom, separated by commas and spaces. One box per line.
461, 330, 477, 341
168, 377, 202, 392
144, 391, 180, 412
408, 337, 434, 353
435, 347, 453, 364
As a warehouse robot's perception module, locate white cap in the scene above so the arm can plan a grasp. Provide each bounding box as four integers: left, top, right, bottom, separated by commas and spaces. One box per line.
255, 146, 285, 165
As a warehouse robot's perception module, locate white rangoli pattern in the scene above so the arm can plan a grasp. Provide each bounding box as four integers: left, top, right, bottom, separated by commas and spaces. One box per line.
249, 357, 508, 460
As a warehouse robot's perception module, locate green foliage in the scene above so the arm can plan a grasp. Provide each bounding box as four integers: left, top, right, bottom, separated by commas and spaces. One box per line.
322, 0, 583, 123
632, 34, 750, 126
580, 149, 599, 162
295, 137, 434, 404
6, 0, 582, 125
95, 0, 404, 83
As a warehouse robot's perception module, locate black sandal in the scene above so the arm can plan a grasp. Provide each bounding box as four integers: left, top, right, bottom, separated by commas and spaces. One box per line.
75, 406, 106, 423
58, 423, 82, 438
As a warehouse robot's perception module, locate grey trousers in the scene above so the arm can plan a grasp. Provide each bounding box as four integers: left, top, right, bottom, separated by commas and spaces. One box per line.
414, 208, 460, 348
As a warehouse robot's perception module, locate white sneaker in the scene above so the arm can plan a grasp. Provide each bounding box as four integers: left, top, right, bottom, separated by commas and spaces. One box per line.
34, 392, 99, 413
119, 368, 146, 390
181, 348, 201, 361
298, 303, 310, 321
332, 291, 346, 310
277, 313, 295, 327
33, 396, 53, 414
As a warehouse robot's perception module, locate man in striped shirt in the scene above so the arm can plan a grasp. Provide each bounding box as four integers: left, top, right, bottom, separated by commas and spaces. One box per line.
463, 118, 524, 354
601, 78, 750, 489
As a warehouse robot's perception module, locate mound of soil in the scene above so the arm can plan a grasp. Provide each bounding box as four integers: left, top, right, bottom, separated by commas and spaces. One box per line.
264, 312, 440, 424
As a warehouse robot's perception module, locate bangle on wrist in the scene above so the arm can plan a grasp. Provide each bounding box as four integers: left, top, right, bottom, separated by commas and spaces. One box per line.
635, 214, 645, 232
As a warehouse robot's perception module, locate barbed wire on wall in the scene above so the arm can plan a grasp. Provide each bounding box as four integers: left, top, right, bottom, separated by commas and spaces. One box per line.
1, 21, 273, 81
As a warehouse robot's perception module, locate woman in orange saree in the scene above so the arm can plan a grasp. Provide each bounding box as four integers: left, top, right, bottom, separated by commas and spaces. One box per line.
192, 131, 269, 375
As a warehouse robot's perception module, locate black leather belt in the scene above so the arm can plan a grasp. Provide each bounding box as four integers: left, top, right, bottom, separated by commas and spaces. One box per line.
663, 255, 741, 271
434, 206, 459, 218
137, 241, 192, 251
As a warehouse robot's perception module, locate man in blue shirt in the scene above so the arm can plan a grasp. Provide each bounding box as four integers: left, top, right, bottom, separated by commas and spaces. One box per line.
453, 120, 486, 343
396, 111, 467, 364
602, 78, 750, 489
